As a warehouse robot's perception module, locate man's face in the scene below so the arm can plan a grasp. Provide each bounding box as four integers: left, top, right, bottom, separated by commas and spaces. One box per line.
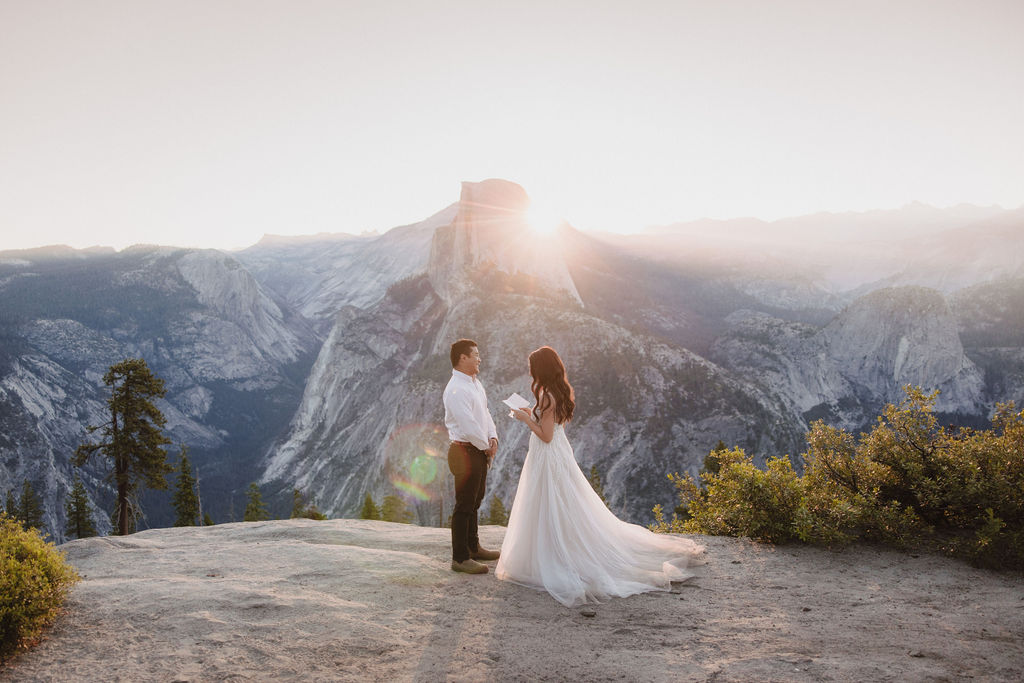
459, 346, 482, 376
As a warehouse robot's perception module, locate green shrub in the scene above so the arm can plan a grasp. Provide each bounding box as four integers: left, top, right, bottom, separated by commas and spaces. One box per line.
655, 387, 1024, 570
296, 506, 328, 521
805, 388, 1024, 566
651, 448, 807, 543
0, 513, 80, 661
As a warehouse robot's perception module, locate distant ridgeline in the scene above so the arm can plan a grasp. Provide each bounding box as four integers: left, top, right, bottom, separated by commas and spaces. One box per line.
1, 184, 1022, 540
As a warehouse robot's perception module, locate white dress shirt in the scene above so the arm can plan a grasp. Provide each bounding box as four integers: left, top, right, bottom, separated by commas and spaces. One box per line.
443, 369, 498, 451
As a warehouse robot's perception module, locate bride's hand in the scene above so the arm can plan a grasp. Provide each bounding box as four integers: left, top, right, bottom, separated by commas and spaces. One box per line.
512, 407, 532, 423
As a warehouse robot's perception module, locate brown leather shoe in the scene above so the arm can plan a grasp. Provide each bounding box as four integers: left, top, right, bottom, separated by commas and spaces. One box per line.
451, 559, 488, 574
470, 546, 500, 561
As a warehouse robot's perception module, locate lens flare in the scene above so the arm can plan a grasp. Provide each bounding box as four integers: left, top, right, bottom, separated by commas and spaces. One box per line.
393, 479, 432, 502
409, 453, 438, 486
385, 423, 448, 503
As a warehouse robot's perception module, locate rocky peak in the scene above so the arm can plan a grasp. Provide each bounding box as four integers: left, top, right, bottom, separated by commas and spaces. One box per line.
427, 179, 581, 305
823, 286, 984, 410
176, 250, 310, 366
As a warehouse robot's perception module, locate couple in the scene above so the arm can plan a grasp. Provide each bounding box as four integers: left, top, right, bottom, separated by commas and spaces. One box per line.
443, 339, 704, 607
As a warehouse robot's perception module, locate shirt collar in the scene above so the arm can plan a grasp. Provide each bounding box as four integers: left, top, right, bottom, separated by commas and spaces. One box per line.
452, 369, 478, 383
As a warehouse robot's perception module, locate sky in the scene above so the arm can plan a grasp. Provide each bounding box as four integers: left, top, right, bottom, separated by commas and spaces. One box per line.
1, 0, 1023, 252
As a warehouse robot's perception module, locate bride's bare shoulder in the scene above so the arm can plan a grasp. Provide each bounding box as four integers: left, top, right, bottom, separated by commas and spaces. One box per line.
536, 388, 558, 411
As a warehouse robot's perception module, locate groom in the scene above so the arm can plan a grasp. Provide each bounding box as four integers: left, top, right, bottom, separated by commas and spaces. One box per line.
443, 338, 501, 574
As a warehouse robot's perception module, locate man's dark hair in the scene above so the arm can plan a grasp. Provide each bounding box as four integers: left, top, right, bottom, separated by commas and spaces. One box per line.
450, 339, 478, 368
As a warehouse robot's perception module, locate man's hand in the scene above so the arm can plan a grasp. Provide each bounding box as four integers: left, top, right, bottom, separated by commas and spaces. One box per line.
486, 437, 498, 465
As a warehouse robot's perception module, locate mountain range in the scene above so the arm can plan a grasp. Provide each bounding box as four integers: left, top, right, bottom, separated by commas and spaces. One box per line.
1, 180, 1021, 540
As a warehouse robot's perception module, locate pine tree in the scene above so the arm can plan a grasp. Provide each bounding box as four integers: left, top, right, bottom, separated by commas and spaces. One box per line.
64, 475, 97, 539
4, 489, 16, 519
485, 495, 508, 526
243, 483, 268, 521
290, 488, 327, 520
203, 512, 215, 526
172, 446, 199, 527
110, 502, 139, 535
359, 493, 380, 520
18, 480, 45, 532
74, 358, 173, 536
380, 494, 413, 524
588, 465, 608, 506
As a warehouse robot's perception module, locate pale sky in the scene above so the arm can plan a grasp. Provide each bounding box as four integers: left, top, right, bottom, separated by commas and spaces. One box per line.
1, 0, 1022, 251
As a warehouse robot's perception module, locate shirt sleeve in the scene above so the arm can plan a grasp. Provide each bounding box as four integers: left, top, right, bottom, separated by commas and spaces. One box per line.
485, 399, 498, 442
444, 384, 491, 451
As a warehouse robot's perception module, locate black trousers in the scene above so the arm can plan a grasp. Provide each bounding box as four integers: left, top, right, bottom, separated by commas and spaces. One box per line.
448, 442, 488, 562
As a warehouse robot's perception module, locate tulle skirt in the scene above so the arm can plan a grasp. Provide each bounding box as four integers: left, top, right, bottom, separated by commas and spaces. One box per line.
495, 425, 705, 607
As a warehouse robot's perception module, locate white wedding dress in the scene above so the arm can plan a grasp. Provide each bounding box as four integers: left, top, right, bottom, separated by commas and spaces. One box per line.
495, 424, 705, 607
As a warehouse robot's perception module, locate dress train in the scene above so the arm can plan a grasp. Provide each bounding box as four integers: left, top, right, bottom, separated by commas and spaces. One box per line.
495, 425, 704, 607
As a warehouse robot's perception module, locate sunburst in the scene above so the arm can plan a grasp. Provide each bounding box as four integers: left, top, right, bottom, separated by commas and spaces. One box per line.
525, 198, 564, 236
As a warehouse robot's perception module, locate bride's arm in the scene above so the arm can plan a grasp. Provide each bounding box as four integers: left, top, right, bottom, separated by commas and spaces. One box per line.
513, 403, 557, 443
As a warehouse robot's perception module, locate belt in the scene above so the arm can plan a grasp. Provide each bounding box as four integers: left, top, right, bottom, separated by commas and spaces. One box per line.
452, 440, 487, 451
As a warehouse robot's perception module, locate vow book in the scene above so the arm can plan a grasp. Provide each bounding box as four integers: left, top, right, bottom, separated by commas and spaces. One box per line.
503, 392, 531, 417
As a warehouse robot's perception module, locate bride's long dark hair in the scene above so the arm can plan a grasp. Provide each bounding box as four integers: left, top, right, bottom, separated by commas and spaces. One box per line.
529, 346, 575, 424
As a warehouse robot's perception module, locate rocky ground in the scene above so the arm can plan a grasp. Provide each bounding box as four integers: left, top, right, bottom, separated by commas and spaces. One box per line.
4, 519, 1023, 681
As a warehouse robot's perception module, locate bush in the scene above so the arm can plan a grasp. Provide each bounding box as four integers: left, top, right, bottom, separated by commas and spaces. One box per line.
0, 513, 80, 661
651, 448, 807, 544
805, 388, 1024, 567
654, 387, 1024, 569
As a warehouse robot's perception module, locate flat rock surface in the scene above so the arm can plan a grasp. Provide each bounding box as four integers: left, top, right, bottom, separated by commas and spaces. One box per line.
4, 519, 1023, 681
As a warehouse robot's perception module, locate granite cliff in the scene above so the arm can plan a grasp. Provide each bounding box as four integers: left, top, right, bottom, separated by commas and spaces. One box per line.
0, 247, 318, 537
1, 184, 1021, 537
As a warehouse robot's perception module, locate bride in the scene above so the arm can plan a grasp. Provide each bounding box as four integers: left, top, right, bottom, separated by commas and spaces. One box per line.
494, 346, 705, 607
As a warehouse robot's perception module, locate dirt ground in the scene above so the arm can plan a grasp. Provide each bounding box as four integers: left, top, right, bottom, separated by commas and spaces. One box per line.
4, 518, 1023, 681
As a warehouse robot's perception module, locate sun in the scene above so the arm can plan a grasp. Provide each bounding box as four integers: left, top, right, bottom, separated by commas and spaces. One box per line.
525, 198, 564, 236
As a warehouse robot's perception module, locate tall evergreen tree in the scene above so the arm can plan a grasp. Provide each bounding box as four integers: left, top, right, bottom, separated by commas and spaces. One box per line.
380, 494, 413, 524
484, 495, 508, 526
243, 483, 268, 522
4, 489, 16, 519
18, 480, 46, 532
64, 475, 97, 539
291, 488, 306, 518
110, 500, 139, 535
172, 446, 199, 527
74, 358, 173, 536
359, 493, 380, 520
